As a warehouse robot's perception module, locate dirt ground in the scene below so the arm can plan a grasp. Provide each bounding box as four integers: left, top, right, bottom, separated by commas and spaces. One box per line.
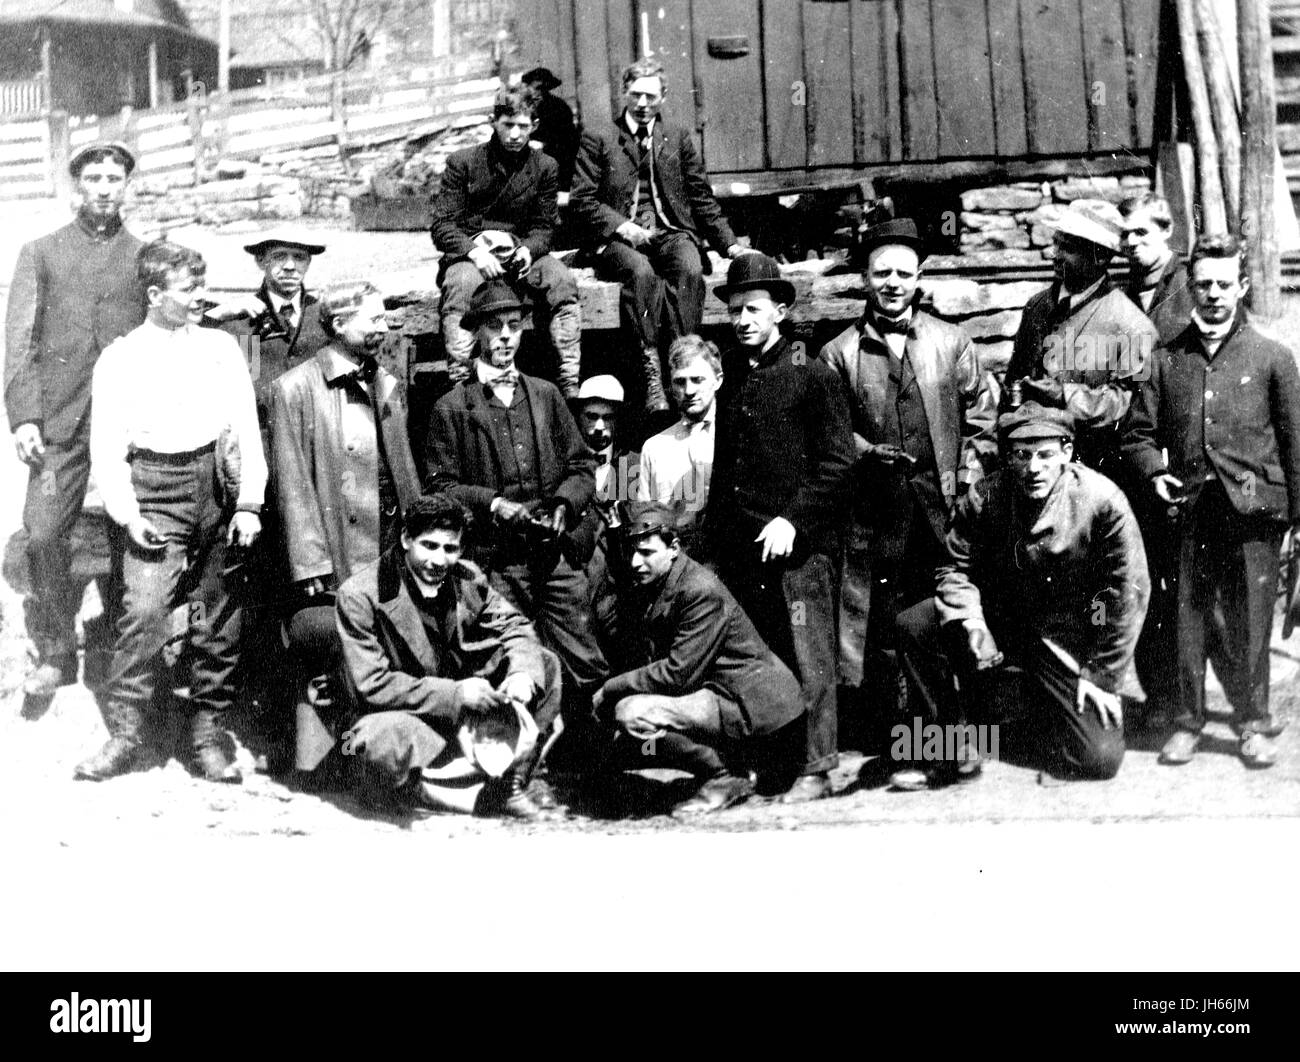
1, 199, 1298, 971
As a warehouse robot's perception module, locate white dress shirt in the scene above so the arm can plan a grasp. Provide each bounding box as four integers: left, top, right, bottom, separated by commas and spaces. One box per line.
637, 404, 716, 528
90, 319, 268, 525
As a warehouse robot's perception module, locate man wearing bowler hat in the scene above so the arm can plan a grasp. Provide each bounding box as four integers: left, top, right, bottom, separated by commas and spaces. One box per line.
1006, 198, 1158, 480
520, 66, 579, 192
704, 253, 854, 803
893, 402, 1149, 789
5, 140, 144, 699
820, 218, 999, 717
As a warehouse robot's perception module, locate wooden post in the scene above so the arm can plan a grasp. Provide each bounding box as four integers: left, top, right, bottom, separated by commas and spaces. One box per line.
39, 25, 52, 113
433, 0, 451, 58
1239, 0, 1280, 320
1174, 0, 1226, 233
1194, 0, 1241, 228
219, 0, 231, 95
147, 38, 160, 109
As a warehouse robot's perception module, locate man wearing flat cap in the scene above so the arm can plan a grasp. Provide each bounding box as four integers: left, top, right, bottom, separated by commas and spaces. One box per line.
1006, 198, 1159, 480
424, 279, 609, 747
820, 218, 999, 715
5, 141, 144, 698
704, 252, 854, 803
594, 502, 804, 815
893, 402, 1149, 789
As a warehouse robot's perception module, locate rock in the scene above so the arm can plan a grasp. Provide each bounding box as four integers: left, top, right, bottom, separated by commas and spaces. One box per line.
1029, 223, 1054, 247
921, 279, 1043, 316
260, 194, 303, 220
196, 201, 259, 225
216, 158, 250, 180
960, 227, 1031, 251
194, 177, 265, 204
151, 197, 199, 223
960, 186, 1043, 212
1051, 176, 1123, 202
924, 250, 1048, 270
958, 309, 1023, 340
960, 211, 1018, 231
1120, 174, 1152, 189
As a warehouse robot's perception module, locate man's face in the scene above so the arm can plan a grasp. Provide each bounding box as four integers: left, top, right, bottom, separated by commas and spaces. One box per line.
1053, 232, 1110, 290
670, 356, 722, 422
1007, 437, 1073, 501
866, 244, 920, 317
1191, 254, 1247, 325
624, 75, 665, 126
77, 157, 129, 219
256, 246, 313, 299
149, 266, 207, 329
493, 112, 536, 153
1122, 208, 1173, 273
402, 526, 462, 588
579, 399, 619, 452
477, 309, 525, 368
629, 532, 678, 586
728, 289, 787, 348
333, 293, 389, 354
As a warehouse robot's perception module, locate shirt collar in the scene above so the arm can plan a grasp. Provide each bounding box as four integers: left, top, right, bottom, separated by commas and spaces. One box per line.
270, 292, 302, 316
75, 209, 123, 240
675, 402, 717, 436
1191, 309, 1236, 344
1059, 274, 1106, 310
625, 112, 656, 139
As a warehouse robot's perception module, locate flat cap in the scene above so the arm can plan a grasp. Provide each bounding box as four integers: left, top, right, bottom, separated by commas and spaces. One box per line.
624, 501, 680, 540
577, 374, 624, 403
69, 140, 136, 177
997, 400, 1076, 442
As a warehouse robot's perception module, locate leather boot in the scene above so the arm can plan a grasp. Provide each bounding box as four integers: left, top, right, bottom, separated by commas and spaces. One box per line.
641, 345, 669, 413
549, 301, 584, 400
191, 709, 242, 784
500, 769, 544, 821
74, 702, 143, 781
441, 311, 478, 385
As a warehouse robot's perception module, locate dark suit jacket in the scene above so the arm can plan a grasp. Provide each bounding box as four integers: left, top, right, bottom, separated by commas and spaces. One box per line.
4, 217, 143, 443
533, 92, 579, 190
430, 139, 558, 263
570, 117, 736, 256
424, 371, 597, 541
1122, 314, 1300, 525
705, 335, 854, 561
602, 553, 804, 740
1126, 257, 1194, 347
336, 546, 547, 727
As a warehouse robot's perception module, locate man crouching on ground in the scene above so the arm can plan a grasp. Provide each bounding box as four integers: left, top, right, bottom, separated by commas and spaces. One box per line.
593, 503, 805, 816
335, 494, 562, 819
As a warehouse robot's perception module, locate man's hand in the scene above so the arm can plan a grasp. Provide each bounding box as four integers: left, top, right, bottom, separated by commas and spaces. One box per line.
1152, 472, 1186, 505
226, 510, 261, 548
499, 672, 535, 707
298, 576, 333, 599
756, 516, 796, 563
547, 502, 567, 536
510, 245, 533, 274
13, 423, 45, 467
965, 623, 1003, 670
203, 292, 265, 323
862, 442, 918, 468
615, 220, 653, 248
126, 517, 167, 553
468, 245, 506, 278
1077, 676, 1123, 730
492, 497, 533, 527
457, 676, 507, 713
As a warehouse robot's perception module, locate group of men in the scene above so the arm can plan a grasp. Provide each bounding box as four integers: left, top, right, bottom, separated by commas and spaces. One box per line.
6, 57, 1297, 822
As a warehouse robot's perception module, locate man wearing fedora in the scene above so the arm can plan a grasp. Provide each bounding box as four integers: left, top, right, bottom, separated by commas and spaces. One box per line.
431, 87, 584, 397
336, 494, 560, 819
704, 253, 854, 803
1006, 198, 1158, 480
893, 402, 1149, 789
5, 141, 144, 699
820, 218, 999, 716
570, 56, 749, 412
520, 66, 579, 192
594, 502, 804, 815
424, 280, 609, 738
269, 281, 423, 779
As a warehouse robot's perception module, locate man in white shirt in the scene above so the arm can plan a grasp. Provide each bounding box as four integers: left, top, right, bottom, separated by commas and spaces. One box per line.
637, 334, 721, 548
77, 240, 266, 784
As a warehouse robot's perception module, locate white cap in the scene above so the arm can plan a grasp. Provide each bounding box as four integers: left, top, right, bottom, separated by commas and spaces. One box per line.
577, 374, 625, 403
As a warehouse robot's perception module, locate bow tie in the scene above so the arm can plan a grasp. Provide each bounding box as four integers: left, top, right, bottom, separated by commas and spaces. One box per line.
484, 368, 519, 389
349, 358, 380, 384
873, 313, 910, 336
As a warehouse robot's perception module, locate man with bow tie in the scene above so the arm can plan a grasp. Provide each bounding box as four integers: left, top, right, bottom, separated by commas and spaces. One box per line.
268, 281, 423, 779
820, 218, 999, 720
424, 280, 608, 765
570, 56, 748, 414
1122, 234, 1300, 770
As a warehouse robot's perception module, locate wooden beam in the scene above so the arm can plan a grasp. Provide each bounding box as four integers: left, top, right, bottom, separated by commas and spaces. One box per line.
147, 38, 160, 110
1239, 0, 1281, 319
432, 0, 451, 58
1174, 0, 1226, 231
39, 25, 52, 114
1195, 0, 1241, 228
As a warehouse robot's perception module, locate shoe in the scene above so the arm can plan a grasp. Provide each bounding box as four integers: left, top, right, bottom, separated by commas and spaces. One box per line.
779, 772, 832, 804
24, 661, 72, 697
954, 739, 984, 782
74, 736, 141, 781
1239, 731, 1277, 770
672, 772, 755, 816
526, 775, 562, 811
195, 745, 242, 784
888, 767, 930, 792
641, 346, 670, 413
501, 771, 545, 821
1158, 729, 1200, 766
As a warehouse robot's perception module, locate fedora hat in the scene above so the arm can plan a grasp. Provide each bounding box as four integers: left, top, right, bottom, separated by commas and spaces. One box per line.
713, 252, 796, 306
462, 279, 532, 330
1043, 198, 1123, 253
521, 66, 563, 91
69, 140, 136, 178
858, 217, 925, 259
243, 228, 327, 256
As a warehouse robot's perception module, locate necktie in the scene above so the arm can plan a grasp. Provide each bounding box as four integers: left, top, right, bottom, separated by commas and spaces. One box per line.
282, 303, 296, 332
350, 357, 379, 385
636, 125, 651, 155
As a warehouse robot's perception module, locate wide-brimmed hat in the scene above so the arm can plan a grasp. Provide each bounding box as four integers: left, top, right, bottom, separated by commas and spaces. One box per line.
713, 252, 796, 306
997, 400, 1076, 442
577, 374, 624, 404
858, 217, 925, 259
1043, 198, 1123, 253
69, 140, 136, 178
462, 279, 533, 330
243, 229, 327, 256
521, 66, 562, 90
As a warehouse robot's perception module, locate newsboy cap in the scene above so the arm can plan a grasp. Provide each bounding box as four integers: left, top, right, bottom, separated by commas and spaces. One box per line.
69, 140, 136, 178
997, 400, 1076, 442
462, 279, 532, 330
624, 501, 681, 541
713, 252, 796, 306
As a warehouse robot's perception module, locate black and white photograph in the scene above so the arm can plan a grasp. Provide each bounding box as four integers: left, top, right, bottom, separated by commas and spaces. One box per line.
0, 0, 1298, 999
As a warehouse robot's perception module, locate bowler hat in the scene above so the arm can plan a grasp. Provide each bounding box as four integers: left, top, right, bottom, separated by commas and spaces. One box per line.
857, 217, 925, 260
243, 228, 327, 256
69, 140, 136, 178
1043, 198, 1123, 253
521, 66, 563, 91
997, 401, 1076, 442
713, 252, 796, 306
461, 279, 532, 330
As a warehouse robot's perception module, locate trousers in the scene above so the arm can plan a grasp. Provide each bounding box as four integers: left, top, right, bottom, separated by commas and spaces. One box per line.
594, 231, 703, 351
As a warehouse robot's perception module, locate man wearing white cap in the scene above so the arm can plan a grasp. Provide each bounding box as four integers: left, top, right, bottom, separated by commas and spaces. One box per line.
1006, 198, 1158, 479
5, 140, 144, 699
